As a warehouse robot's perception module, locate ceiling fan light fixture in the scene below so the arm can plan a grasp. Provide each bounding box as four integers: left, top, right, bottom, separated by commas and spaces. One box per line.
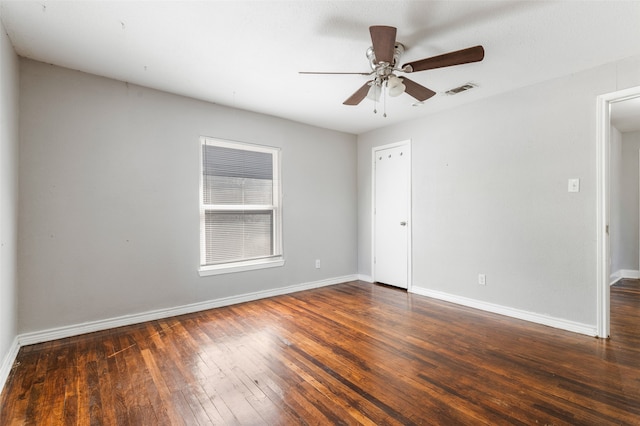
387, 75, 405, 97
366, 83, 381, 101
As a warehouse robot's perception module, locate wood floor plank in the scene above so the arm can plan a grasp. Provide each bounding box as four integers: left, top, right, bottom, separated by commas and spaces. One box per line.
23, 348, 50, 424
116, 333, 160, 425
2, 279, 640, 424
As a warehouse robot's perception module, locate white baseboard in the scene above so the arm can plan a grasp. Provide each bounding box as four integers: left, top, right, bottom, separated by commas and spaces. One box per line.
610, 269, 640, 286
357, 274, 373, 283
17, 274, 358, 347
410, 286, 597, 337
0, 336, 20, 396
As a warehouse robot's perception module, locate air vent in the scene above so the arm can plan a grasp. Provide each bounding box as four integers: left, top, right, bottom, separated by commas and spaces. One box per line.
445, 83, 477, 95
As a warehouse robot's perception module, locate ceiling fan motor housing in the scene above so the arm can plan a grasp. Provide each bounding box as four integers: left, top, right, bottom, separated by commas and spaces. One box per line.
367, 43, 405, 70
367, 43, 405, 87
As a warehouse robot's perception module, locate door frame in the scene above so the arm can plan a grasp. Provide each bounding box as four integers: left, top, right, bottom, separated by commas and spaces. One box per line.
596, 85, 640, 338
372, 140, 412, 290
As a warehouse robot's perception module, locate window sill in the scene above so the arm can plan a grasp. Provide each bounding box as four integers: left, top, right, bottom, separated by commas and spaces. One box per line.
199, 257, 285, 277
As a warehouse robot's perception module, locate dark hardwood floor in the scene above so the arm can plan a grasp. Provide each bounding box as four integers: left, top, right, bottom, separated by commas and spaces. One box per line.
1, 280, 639, 425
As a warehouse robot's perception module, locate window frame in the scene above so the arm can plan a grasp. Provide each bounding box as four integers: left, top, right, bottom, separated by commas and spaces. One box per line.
198, 136, 284, 276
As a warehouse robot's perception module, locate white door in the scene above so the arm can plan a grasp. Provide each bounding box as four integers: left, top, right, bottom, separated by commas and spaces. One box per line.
374, 142, 410, 289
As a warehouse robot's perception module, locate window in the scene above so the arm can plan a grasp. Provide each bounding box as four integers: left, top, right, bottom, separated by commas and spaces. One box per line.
199, 137, 283, 276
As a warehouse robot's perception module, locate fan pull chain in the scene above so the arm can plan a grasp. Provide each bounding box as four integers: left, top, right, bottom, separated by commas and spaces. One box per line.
373, 86, 378, 114
383, 80, 387, 117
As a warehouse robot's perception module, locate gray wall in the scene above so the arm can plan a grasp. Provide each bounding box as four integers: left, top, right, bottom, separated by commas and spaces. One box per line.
616, 130, 640, 272
0, 18, 19, 377
610, 127, 623, 275
18, 59, 357, 333
358, 55, 640, 327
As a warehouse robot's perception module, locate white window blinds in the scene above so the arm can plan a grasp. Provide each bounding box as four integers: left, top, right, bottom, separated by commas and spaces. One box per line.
200, 138, 281, 268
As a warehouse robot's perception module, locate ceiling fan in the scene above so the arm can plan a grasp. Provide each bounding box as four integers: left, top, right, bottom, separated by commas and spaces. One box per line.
300, 26, 485, 107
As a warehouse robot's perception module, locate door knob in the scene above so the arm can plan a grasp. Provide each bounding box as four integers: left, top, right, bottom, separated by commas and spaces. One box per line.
400, 221, 407, 226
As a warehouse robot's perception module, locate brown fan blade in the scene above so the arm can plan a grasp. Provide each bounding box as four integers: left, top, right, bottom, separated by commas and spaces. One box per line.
369, 26, 397, 64
343, 81, 372, 106
401, 77, 437, 102
402, 45, 485, 73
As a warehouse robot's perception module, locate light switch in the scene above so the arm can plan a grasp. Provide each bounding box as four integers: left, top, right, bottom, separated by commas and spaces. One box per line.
568, 178, 580, 193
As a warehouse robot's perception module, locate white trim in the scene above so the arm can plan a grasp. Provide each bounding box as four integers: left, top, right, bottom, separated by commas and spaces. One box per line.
406, 142, 412, 291
201, 204, 276, 211
199, 257, 284, 276
596, 92, 610, 338
610, 269, 640, 285
596, 86, 640, 338
357, 274, 374, 283
0, 336, 20, 395
411, 286, 597, 337
16, 275, 358, 347
371, 140, 412, 290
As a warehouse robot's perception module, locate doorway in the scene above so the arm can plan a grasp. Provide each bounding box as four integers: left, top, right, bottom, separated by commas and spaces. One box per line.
372, 141, 411, 289
596, 85, 640, 338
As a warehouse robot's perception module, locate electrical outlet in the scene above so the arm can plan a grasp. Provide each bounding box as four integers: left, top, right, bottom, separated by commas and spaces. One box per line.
315, 259, 321, 269
478, 274, 486, 285
568, 178, 580, 193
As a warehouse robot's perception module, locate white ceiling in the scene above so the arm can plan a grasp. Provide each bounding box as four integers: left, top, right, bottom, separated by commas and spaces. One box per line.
2, 0, 640, 135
